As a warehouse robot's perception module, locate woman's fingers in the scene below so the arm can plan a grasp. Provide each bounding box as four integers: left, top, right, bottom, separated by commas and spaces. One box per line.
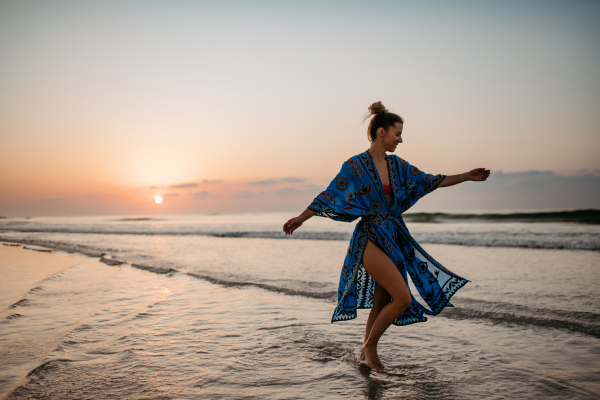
283, 219, 292, 234
477, 168, 490, 181
283, 218, 299, 235
470, 168, 490, 181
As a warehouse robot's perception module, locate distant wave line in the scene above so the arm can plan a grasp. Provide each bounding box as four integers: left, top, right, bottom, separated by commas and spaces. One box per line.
405, 209, 600, 224
1, 230, 598, 251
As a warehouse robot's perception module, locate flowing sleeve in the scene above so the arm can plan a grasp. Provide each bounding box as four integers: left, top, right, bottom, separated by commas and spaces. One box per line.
307, 158, 372, 223
396, 156, 446, 212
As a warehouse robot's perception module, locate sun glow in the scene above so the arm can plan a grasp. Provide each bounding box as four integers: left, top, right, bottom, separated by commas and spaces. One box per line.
154, 196, 163, 204
109, 147, 204, 187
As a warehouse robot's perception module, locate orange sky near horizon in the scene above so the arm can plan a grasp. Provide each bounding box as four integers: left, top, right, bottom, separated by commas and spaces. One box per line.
1, 0, 599, 217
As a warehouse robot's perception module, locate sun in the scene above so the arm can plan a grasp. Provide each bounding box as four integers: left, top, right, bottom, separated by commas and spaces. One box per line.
154, 195, 163, 204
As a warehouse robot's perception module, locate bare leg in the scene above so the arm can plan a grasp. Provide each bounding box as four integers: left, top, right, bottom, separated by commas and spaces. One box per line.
361, 282, 390, 361
363, 282, 391, 343
360, 240, 411, 369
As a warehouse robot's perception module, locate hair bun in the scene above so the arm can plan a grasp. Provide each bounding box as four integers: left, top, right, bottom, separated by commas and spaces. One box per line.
368, 101, 388, 116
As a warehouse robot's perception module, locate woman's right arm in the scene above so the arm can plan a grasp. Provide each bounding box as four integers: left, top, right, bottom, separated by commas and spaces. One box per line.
283, 208, 316, 235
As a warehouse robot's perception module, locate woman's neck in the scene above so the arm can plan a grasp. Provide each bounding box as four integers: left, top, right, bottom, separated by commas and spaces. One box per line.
368, 142, 387, 163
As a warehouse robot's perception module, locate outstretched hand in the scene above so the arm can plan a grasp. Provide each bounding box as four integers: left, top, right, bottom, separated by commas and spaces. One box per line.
283, 217, 303, 235
467, 168, 490, 182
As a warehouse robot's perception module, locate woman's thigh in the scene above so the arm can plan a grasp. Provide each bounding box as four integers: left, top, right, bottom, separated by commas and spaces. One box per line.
363, 240, 410, 303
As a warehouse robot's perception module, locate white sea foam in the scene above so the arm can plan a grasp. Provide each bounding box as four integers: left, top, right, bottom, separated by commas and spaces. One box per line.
1, 212, 599, 250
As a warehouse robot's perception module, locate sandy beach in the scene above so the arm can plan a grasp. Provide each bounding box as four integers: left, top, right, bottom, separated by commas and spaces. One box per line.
0, 244, 81, 318
0, 244, 86, 400
1, 214, 599, 399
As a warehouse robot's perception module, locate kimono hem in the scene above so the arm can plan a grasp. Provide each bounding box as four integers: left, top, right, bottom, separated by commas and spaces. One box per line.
308, 151, 469, 326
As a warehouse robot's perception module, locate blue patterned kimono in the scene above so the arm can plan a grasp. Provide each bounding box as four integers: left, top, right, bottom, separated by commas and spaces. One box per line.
308, 151, 468, 326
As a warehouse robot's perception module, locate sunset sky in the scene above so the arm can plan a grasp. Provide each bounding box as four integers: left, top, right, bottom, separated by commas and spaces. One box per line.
1, 0, 599, 216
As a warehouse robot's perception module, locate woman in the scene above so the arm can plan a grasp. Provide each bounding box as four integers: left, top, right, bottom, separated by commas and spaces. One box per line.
283, 101, 490, 370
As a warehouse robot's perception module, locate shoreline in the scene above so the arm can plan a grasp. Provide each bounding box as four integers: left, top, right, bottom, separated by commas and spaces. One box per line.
0, 243, 85, 400
0, 243, 82, 317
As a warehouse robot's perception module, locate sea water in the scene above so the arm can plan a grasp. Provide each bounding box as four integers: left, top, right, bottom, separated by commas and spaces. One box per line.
1, 213, 599, 399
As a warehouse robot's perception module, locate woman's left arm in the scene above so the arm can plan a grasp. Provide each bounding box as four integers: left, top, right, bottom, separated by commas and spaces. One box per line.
438, 168, 490, 188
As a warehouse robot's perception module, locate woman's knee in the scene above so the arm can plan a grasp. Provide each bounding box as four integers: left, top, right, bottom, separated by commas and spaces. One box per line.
372, 296, 389, 311
392, 293, 412, 313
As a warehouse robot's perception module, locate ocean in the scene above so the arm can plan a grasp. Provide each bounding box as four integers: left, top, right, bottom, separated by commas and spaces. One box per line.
1, 212, 599, 399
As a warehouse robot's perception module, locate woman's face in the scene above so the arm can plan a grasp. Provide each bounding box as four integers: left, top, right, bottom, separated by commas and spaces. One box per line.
381, 122, 403, 152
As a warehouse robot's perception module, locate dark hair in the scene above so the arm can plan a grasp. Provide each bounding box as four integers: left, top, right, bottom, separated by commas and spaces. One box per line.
364, 101, 403, 142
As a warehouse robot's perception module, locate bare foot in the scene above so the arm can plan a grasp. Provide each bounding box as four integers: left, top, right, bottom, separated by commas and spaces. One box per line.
360, 344, 384, 370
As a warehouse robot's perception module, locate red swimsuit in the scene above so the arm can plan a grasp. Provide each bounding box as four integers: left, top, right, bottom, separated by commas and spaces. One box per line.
383, 184, 391, 194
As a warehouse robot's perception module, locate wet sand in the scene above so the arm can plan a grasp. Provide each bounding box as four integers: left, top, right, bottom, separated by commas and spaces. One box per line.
0, 244, 85, 400
1, 234, 599, 399
0, 243, 81, 318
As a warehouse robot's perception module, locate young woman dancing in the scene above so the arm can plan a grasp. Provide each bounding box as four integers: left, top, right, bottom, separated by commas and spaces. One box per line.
283, 101, 490, 370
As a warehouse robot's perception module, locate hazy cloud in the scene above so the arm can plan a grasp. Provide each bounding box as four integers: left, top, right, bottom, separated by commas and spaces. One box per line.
249, 179, 279, 185
42, 197, 66, 202
164, 193, 180, 197
481, 170, 600, 193
281, 177, 306, 183
565, 168, 600, 176
202, 179, 222, 184
249, 177, 306, 185
232, 190, 253, 199
191, 190, 210, 200
169, 182, 198, 189
275, 187, 302, 196
274, 184, 321, 196
416, 170, 600, 212
85, 195, 96, 199
304, 184, 321, 192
